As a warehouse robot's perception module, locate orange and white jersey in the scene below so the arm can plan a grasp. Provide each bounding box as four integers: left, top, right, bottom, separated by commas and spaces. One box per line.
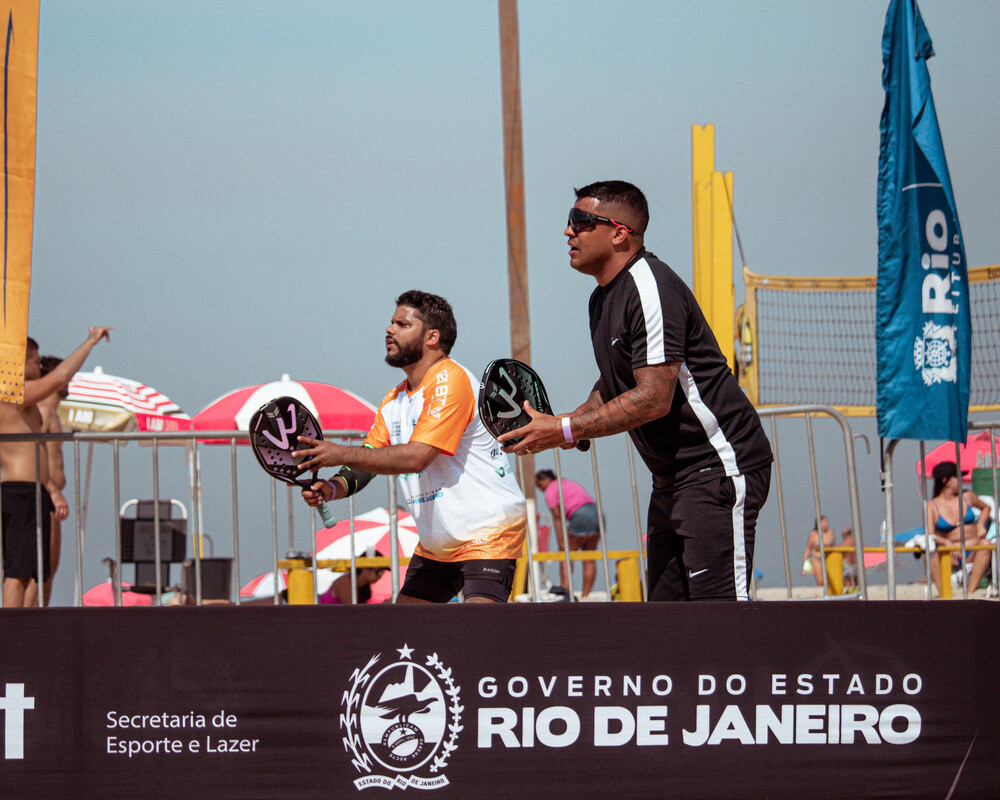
365, 358, 526, 561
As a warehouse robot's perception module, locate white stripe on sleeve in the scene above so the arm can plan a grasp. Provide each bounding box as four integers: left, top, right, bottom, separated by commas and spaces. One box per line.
629, 258, 665, 365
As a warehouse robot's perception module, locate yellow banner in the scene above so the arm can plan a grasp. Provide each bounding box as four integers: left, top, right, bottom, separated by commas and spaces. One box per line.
0, 0, 38, 404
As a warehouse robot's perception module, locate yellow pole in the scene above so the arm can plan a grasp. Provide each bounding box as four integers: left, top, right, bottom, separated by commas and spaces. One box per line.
284, 558, 313, 604
691, 124, 714, 305
616, 558, 642, 602
691, 124, 736, 371
711, 170, 735, 369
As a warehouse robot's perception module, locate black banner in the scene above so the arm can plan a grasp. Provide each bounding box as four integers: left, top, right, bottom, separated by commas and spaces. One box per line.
0, 602, 996, 799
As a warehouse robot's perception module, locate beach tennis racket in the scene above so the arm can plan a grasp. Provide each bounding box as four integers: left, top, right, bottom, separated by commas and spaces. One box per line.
479, 358, 590, 452
248, 396, 336, 527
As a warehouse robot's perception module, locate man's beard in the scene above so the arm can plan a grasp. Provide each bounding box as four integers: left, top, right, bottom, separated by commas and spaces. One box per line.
385, 337, 423, 368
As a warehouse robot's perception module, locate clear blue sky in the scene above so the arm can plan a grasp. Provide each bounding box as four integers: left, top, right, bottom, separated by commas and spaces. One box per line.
24, 1, 1000, 602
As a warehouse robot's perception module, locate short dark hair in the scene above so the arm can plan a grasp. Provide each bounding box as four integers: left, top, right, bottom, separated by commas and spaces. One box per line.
26, 336, 38, 353
39, 355, 62, 378
535, 469, 556, 482
932, 461, 958, 497
574, 180, 649, 236
40, 355, 68, 397
395, 290, 457, 355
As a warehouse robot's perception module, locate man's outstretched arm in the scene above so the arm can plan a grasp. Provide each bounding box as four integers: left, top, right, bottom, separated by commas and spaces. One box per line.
24, 326, 112, 406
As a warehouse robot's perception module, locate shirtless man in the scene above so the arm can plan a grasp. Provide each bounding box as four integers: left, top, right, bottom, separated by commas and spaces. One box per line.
1, 326, 112, 607
23, 356, 70, 607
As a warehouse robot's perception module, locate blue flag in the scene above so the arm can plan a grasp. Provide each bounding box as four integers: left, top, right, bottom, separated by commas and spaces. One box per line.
876, 0, 970, 442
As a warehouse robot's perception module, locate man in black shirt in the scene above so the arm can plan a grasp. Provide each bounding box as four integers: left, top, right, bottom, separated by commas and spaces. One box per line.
499, 180, 772, 601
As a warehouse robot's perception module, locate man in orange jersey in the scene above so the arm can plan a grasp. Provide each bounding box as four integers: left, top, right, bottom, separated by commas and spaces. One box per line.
295, 291, 526, 603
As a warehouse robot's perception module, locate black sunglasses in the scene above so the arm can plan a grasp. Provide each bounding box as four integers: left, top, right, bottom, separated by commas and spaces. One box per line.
568, 207, 634, 233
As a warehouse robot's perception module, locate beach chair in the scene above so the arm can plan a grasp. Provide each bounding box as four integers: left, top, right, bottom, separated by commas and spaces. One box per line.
118, 499, 188, 596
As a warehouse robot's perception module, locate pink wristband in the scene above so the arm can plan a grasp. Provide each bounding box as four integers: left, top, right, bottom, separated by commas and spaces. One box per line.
562, 416, 575, 444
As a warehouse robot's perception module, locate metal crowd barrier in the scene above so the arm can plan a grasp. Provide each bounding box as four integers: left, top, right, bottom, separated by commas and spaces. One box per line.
284, 437, 648, 605
755, 405, 868, 600
0, 428, 371, 608
510, 437, 647, 603
0, 427, 648, 607
883, 419, 1000, 600
757, 406, 999, 602
7, 411, 992, 607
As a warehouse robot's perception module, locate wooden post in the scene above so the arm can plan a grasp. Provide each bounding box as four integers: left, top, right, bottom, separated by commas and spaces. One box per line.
498, 0, 536, 595
498, 0, 531, 368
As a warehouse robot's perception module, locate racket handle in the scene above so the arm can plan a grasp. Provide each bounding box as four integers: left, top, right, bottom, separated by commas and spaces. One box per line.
318, 501, 336, 528
576, 439, 591, 452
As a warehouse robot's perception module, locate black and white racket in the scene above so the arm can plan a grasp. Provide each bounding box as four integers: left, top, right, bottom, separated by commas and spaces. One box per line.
479, 358, 590, 452
248, 396, 337, 527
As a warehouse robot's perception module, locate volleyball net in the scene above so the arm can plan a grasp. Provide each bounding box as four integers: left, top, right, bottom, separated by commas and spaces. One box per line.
735, 264, 1000, 415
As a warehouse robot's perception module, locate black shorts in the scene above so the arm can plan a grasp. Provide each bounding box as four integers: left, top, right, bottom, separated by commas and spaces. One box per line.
646, 465, 770, 601
399, 554, 516, 603
2, 482, 54, 581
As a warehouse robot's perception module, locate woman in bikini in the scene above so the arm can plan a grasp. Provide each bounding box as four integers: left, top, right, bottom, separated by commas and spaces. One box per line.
926, 461, 992, 595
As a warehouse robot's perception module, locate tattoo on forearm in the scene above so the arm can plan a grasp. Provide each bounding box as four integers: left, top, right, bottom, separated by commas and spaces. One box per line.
573, 391, 604, 417
573, 364, 679, 439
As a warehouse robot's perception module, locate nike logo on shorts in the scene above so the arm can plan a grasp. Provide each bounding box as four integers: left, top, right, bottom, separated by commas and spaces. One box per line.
688, 568, 709, 579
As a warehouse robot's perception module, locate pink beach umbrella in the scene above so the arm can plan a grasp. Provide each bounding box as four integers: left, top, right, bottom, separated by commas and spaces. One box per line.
916, 431, 999, 482
314, 508, 420, 604
82, 580, 153, 606
191, 375, 377, 558
191, 374, 375, 442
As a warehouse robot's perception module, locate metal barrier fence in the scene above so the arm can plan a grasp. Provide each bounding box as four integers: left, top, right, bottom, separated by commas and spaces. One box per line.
3, 412, 996, 607
883, 419, 1000, 601
755, 405, 868, 599
757, 408, 999, 602
0, 427, 651, 607
0, 428, 370, 608
512, 436, 649, 603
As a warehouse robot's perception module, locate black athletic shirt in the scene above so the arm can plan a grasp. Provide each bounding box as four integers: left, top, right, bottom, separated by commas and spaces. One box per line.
589, 249, 772, 490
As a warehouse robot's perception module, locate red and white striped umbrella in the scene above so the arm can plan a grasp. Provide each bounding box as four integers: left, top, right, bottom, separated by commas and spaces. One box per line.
239, 569, 288, 600
59, 366, 190, 433
314, 507, 420, 604
82, 580, 154, 606
192, 374, 375, 442
238, 568, 338, 601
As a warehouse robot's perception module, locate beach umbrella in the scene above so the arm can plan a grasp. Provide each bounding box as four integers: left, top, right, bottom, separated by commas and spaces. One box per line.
82, 579, 153, 606
190, 375, 377, 558
915, 431, 999, 481
239, 565, 339, 602
59, 366, 190, 433
239, 569, 288, 600
191, 373, 375, 442
57, 367, 191, 601
314, 507, 419, 604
